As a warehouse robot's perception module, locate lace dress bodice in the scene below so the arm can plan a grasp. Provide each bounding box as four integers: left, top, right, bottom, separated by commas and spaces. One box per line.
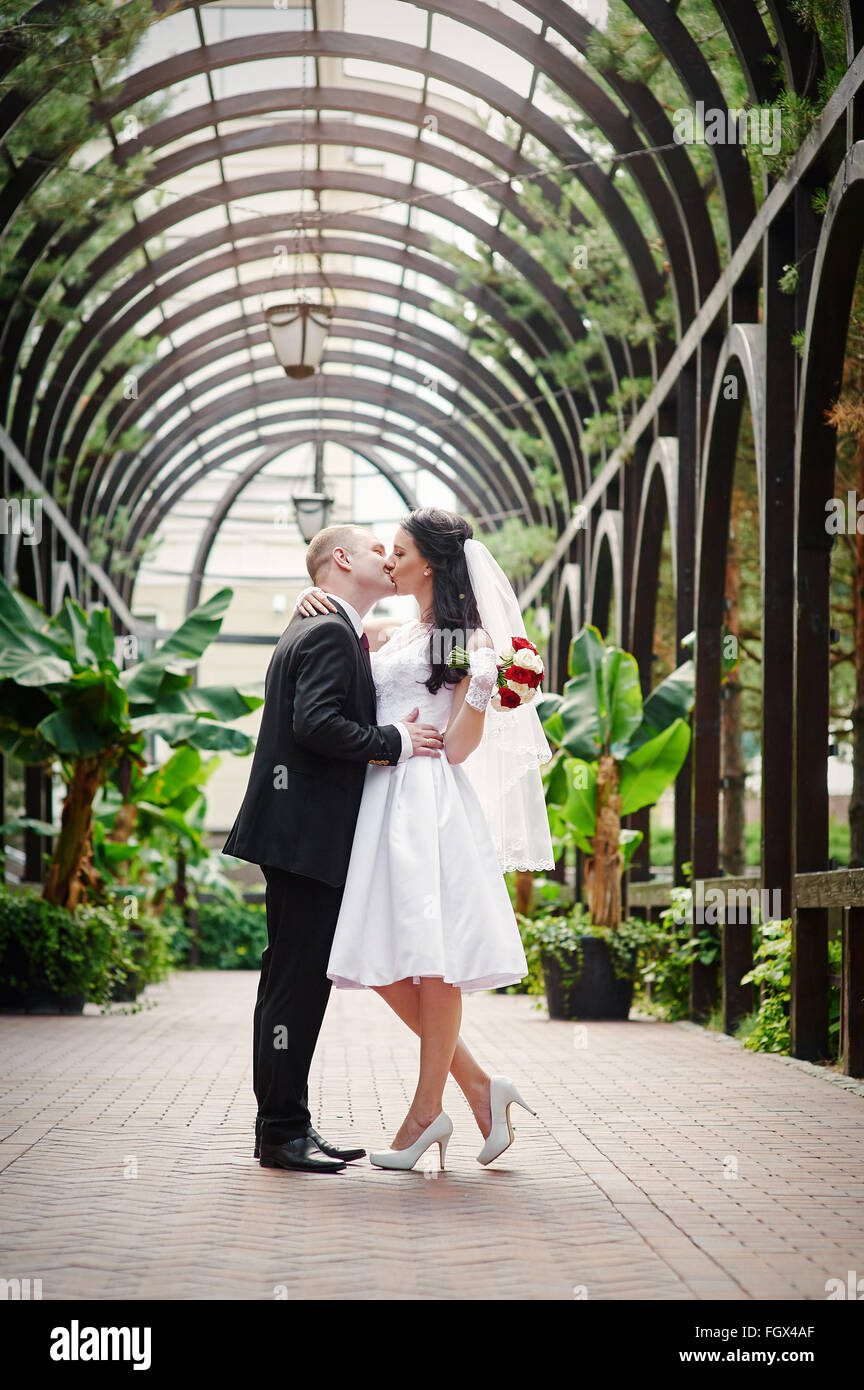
371, 620, 500, 731
370, 620, 453, 730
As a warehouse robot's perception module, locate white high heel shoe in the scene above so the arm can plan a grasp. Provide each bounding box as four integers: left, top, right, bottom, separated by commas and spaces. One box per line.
476, 1075, 537, 1166
369, 1111, 453, 1171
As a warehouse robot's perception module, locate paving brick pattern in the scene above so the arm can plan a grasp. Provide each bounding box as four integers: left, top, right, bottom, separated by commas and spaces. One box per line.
1, 971, 862, 1300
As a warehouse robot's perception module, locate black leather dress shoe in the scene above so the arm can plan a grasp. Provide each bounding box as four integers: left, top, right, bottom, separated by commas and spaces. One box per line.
307, 1125, 366, 1162
258, 1136, 346, 1173
254, 1121, 365, 1162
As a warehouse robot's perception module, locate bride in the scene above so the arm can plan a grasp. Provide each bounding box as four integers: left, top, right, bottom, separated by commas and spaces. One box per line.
295, 507, 554, 1170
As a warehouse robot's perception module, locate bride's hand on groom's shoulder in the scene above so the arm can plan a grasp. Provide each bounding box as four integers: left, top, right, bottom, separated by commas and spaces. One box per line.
296, 587, 338, 617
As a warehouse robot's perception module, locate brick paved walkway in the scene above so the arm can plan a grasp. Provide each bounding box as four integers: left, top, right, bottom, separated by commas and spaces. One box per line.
1, 971, 863, 1300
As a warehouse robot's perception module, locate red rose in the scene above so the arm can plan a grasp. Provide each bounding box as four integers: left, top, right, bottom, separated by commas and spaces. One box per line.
507, 664, 542, 688
511, 636, 535, 652
498, 686, 522, 708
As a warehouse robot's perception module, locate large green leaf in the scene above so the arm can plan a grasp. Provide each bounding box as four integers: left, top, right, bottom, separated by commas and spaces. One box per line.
135, 800, 205, 847
619, 828, 644, 870
37, 706, 114, 757
562, 757, 597, 852
87, 607, 117, 668
120, 592, 234, 702
557, 625, 607, 759
52, 598, 92, 667
130, 712, 253, 754
619, 719, 691, 816
121, 658, 187, 703
35, 672, 128, 755
628, 660, 696, 753
182, 722, 254, 755
0, 651, 74, 686
130, 712, 199, 742
534, 692, 562, 725
155, 685, 263, 720
541, 748, 569, 807
540, 708, 564, 747
136, 745, 219, 806
0, 722, 55, 763
0, 573, 69, 657
0, 816, 58, 836
154, 588, 233, 662
603, 646, 643, 757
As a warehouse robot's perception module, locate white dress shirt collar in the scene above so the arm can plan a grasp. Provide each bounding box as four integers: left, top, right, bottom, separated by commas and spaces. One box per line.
324, 593, 363, 636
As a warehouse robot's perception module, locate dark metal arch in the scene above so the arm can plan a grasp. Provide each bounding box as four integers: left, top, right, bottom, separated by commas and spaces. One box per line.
80, 304, 565, 549
692, 323, 766, 880
4, 100, 608, 478
7, 112, 590, 415
623, 0, 758, 255
630, 436, 679, 691
54, 208, 591, 504
95, 28, 666, 312
94, 307, 552, 480
183, 431, 422, 613
32, 184, 591, 509
551, 561, 581, 694
75, 268, 558, 542
498, 0, 722, 310
109, 342, 536, 546
588, 510, 624, 647
794, 140, 864, 918
114, 373, 522, 560
61, 255, 582, 539
127, 413, 489, 593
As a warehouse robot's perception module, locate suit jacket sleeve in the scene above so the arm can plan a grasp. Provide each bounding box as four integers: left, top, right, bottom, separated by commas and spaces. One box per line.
291, 622, 403, 763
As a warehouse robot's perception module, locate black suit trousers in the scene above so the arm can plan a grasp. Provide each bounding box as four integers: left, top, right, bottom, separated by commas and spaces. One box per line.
253, 865, 345, 1145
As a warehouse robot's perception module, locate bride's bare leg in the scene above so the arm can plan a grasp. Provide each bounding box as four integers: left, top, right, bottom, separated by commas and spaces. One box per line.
389, 977, 462, 1151
373, 979, 492, 1137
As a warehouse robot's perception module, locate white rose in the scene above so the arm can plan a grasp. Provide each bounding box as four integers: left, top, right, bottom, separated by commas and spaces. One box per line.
514, 648, 543, 674
500, 646, 516, 665
506, 680, 537, 702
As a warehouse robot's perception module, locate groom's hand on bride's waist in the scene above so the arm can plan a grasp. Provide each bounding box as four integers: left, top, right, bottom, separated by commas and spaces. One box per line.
401, 706, 444, 758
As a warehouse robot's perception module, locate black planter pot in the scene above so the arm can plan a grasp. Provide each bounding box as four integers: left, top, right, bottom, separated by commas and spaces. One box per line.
541, 935, 637, 1020
0, 981, 85, 1014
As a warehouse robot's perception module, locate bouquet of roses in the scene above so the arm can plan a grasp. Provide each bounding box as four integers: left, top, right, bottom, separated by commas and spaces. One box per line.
449, 635, 545, 710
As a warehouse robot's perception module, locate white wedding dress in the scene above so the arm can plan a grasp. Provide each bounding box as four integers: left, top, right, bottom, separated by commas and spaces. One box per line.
326, 619, 529, 992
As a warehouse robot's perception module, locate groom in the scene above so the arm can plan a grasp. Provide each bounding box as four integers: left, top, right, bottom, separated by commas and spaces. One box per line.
223, 524, 444, 1172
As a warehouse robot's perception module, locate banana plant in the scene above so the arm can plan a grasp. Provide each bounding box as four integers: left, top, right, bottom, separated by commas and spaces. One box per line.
538, 625, 695, 929
0, 576, 262, 909
90, 744, 220, 902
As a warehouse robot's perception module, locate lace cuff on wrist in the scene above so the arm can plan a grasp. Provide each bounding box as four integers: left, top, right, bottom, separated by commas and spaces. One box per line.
464, 646, 499, 711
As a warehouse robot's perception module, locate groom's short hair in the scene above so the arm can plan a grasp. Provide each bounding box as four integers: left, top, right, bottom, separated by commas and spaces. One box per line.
306, 524, 369, 584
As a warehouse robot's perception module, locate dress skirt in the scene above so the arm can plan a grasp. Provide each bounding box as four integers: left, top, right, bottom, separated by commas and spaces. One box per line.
326, 751, 529, 992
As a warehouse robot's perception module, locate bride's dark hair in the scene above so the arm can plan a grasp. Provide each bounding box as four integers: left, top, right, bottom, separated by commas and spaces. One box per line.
399, 507, 483, 695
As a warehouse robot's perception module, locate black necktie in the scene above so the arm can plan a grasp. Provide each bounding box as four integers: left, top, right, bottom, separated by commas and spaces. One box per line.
359, 630, 371, 667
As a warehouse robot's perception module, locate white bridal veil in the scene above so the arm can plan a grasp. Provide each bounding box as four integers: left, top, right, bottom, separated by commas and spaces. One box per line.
460, 537, 555, 872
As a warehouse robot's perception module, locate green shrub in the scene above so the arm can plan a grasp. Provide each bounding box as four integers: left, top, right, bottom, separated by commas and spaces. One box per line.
0, 886, 135, 1007
163, 895, 267, 970
634, 886, 721, 1021
736, 918, 842, 1058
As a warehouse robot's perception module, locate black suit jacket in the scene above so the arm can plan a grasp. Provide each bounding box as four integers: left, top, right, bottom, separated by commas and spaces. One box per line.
222, 603, 403, 886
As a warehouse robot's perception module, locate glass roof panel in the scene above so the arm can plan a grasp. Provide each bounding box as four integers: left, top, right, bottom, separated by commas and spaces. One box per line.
120, 9, 202, 78
429, 15, 535, 100
212, 58, 309, 99
343, 59, 426, 89
200, 3, 310, 43
343, 1, 428, 46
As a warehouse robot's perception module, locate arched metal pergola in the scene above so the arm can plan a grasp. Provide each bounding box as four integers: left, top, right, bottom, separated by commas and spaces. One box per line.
3, 0, 864, 1067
